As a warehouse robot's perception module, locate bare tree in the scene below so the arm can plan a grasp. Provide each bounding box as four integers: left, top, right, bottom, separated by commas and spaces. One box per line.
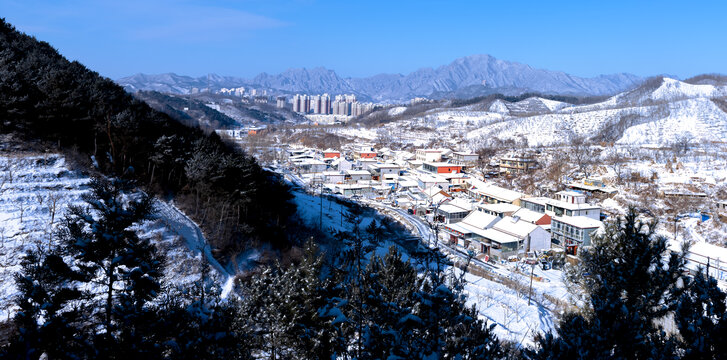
606, 150, 627, 184
569, 135, 589, 176
671, 133, 694, 156
17, 200, 25, 224
46, 192, 61, 249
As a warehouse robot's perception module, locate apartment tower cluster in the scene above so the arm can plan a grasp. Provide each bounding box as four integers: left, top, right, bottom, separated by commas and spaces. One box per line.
292, 93, 374, 116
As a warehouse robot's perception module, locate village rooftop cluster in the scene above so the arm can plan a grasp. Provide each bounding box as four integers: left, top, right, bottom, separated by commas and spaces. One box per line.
281, 144, 616, 263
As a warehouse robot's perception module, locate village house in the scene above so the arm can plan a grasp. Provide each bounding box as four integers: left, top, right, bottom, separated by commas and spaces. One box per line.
335, 184, 373, 197
467, 179, 524, 206
520, 197, 548, 213
422, 162, 463, 174
215, 129, 246, 140
440, 172, 470, 192
377, 148, 396, 161
551, 215, 603, 255
369, 163, 402, 179
718, 200, 727, 213
435, 202, 471, 224
331, 157, 353, 171
287, 147, 314, 158
492, 216, 551, 253
567, 178, 618, 195
416, 172, 451, 191
293, 159, 327, 173
474, 228, 522, 261
322, 148, 341, 159
511, 207, 552, 227
415, 149, 445, 162
357, 158, 378, 170
353, 145, 377, 160
345, 169, 372, 182
395, 177, 420, 192
449, 151, 479, 167
443, 211, 501, 249
520, 191, 601, 220
394, 151, 416, 164
322, 171, 345, 184
499, 155, 536, 174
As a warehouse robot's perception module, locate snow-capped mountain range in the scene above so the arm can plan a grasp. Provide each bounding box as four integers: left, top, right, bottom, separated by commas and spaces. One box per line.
117, 54, 643, 101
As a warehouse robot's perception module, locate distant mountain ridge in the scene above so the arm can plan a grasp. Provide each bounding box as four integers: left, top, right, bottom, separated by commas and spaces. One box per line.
117, 54, 644, 101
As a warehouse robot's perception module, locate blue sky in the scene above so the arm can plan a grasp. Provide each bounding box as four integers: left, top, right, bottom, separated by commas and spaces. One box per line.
2, 0, 726, 79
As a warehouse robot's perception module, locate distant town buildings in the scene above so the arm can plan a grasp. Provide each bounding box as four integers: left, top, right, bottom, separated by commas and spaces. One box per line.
220, 87, 246, 96
288, 93, 374, 116
276, 96, 286, 108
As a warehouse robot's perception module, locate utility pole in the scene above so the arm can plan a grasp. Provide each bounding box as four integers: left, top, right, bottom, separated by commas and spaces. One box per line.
528, 262, 535, 306
319, 178, 323, 231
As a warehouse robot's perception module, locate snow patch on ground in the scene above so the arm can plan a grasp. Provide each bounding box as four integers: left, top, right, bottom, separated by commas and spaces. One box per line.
388, 106, 407, 116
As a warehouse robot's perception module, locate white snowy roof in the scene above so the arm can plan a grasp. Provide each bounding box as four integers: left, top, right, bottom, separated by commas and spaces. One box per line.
567, 182, 618, 194
424, 162, 461, 167
462, 211, 501, 229
446, 221, 490, 238
521, 197, 550, 206
398, 180, 419, 187
449, 198, 475, 211
469, 179, 523, 203
552, 215, 603, 229
547, 198, 600, 211
336, 184, 371, 190
480, 228, 520, 244
346, 170, 371, 175
557, 190, 585, 198
431, 193, 450, 204
480, 202, 521, 214
294, 159, 327, 165
417, 173, 449, 184
371, 163, 401, 169
493, 216, 539, 238
512, 208, 548, 223
438, 204, 470, 215
331, 157, 350, 165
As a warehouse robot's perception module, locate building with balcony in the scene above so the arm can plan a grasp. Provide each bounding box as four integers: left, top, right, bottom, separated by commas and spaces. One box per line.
449, 151, 479, 167
551, 215, 603, 255
499, 156, 536, 174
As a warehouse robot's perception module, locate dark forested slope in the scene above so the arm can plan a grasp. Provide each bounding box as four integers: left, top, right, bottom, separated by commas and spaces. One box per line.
0, 18, 296, 260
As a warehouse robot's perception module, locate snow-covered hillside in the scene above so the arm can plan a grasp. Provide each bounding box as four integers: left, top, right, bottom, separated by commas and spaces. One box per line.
463, 78, 727, 147
0, 153, 227, 319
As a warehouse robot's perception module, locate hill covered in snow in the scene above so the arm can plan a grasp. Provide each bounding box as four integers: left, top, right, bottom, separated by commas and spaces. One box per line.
378, 77, 727, 148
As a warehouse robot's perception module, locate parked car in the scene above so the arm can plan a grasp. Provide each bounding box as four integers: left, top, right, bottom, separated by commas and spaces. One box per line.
540, 259, 551, 270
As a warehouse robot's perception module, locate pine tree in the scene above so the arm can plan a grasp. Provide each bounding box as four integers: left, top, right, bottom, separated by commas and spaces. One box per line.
4, 248, 90, 359
236, 241, 340, 359
528, 208, 687, 360
333, 204, 380, 359
673, 268, 727, 360
57, 176, 162, 358
158, 285, 248, 360
358, 246, 418, 359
